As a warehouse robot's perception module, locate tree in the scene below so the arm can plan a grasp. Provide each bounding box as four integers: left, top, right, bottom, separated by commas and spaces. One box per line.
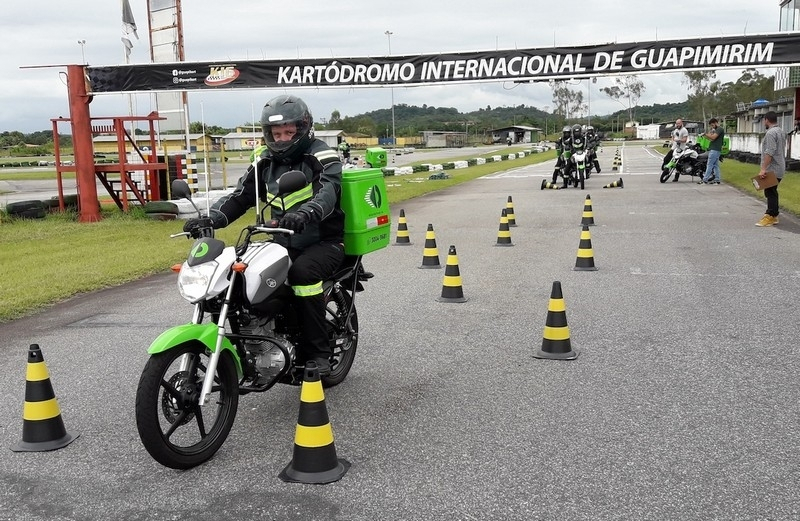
550, 81, 586, 127
329, 110, 342, 127
600, 75, 645, 127
682, 71, 720, 122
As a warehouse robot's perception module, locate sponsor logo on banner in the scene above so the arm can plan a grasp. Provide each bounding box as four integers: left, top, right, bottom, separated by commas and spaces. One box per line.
205, 66, 240, 86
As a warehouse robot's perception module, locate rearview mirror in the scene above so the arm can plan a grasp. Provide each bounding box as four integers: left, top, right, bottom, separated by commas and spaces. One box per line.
171, 179, 192, 200
276, 170, 307, 196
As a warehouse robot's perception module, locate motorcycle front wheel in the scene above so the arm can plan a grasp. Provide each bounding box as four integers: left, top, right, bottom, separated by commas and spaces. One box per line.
323, 288, 358, 388
135, 344, 239, 469
578, 169, 585, 190
660, 168, 675, 183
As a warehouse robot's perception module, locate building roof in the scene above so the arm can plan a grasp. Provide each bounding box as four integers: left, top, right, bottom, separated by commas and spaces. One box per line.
490, 125, 540, 132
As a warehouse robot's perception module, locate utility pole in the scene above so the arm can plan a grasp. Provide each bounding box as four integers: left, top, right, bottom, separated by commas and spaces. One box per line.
385, 30, 396, 146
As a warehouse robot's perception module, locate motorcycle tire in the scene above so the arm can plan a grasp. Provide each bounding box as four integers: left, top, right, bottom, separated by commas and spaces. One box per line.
659, 168, 674, 183
322, 288, 358, 388
135, 344, 239, 469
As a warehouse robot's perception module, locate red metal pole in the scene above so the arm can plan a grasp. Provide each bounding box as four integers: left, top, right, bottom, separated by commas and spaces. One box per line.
67, 64, 101, 222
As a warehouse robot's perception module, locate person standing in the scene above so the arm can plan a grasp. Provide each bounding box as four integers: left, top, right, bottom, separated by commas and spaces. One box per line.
663, 118, 689, 181
755, 111, 786, 227
699, 118, 725, 184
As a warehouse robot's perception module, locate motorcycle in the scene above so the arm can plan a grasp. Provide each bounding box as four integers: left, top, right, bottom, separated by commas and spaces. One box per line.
569, 134, 590, 190
135, 170, 370, 469
660, 143, 719, 183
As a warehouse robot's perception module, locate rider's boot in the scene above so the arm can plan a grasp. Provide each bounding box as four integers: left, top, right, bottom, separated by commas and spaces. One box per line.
594, 159, 601, 173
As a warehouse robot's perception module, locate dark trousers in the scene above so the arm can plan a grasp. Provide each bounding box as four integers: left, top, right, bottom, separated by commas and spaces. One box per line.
287, 241, 345, 361
765, 179, 781, 217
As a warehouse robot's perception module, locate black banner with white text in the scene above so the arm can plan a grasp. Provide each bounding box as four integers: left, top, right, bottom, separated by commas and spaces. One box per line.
87, 32, 800, 93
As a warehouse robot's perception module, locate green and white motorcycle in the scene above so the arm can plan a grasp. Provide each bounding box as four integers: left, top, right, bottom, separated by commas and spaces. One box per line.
135, 171, 369, 469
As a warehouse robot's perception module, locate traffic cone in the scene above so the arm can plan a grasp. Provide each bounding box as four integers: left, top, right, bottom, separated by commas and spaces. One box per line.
394, 209, 412, 246
419, 223, 441, 269
534, 281, 579, 360
580, 194, 595, 226
541, 179, 561, 190
437, 245, 468, 303
279, 361, 350, 484
494, 209, 514, 247
603, 178, 624, 188
573, 225, 598, 271
12, 344, 79, 452
505, 196, 517, 227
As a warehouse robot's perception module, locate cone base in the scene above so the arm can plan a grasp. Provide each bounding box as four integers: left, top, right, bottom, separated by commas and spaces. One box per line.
11, 431, 79, 452
279, 458, 350, 484
573, 265, 598, 271
418, 264, 442, 269
436, 295, 468, 303
579, 222, 596, 226
533, 347, 579, 360
393, 242, 413, 246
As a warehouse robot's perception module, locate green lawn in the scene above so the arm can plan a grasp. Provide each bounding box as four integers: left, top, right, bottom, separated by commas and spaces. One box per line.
0, 148, 551, 322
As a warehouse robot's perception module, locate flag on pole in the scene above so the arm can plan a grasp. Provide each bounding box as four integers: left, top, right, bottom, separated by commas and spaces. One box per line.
122, 0, 138, 59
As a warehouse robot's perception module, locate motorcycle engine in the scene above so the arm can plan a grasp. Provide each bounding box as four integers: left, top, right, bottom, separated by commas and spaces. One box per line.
682, 163, 695, 175
239, 315, 295, 381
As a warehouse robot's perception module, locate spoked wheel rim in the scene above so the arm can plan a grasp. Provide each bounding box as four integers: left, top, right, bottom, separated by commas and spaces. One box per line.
323, 289, 358, 387
136, 344, 239, 469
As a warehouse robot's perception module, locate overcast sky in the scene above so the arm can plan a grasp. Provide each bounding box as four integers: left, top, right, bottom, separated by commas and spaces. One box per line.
1, 0, 786, 133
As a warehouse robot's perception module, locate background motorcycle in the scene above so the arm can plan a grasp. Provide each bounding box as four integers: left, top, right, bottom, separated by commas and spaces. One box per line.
135, 171, 369, 469
659, 143, 718, 183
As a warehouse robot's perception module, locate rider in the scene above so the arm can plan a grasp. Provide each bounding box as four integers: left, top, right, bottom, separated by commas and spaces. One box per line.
585, 125, 601, 173
183, 94, 345, 376
663, 118, 689, 181
552, 126, 574, 186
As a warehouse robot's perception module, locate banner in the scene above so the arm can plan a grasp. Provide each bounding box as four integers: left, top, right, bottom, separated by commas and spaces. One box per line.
87, 32, 800, 93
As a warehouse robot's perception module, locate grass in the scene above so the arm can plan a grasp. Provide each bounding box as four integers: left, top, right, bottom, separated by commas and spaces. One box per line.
0, 145, 794, 322
0, 148, 552, 322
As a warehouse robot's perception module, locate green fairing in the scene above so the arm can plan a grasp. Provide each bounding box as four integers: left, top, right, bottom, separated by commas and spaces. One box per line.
148, 323, 242, 375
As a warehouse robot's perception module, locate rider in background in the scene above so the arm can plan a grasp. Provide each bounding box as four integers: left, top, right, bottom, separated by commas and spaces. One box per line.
184, 94, 345, 375
663, 118, 689, 181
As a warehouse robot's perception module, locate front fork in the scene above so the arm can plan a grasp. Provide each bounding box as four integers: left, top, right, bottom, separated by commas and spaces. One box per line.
197, 273, 238, 406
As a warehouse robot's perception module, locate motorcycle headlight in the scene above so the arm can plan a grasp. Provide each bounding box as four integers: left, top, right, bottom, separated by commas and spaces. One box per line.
177, 261, 219, 303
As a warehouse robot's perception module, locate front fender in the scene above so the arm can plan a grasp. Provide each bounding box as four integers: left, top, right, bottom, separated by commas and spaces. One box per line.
148, 323, 241, 373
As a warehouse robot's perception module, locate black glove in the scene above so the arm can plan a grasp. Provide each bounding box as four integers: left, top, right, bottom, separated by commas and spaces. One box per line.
279, 210, 311, 233
183, 217, 213, 239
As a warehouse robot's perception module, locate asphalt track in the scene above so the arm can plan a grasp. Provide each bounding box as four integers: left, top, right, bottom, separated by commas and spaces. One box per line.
0, 143, 798, 521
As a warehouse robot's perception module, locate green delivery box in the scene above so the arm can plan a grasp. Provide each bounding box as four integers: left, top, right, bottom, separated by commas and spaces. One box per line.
341, 168, 391, 255
696, 134, 731, 155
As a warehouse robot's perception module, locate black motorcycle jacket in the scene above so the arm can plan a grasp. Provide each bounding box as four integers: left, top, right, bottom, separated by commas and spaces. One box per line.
208, 138, 344, 250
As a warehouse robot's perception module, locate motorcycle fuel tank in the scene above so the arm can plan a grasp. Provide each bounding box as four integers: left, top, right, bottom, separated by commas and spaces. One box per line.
240, 242, 291, 305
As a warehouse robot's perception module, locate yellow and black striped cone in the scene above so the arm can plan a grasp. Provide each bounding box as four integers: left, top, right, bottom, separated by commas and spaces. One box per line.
495, 209, 514, 247
541, 179, 561, 190
394, 209, 412, 246
580, 194, 595, 226
437, 245, 468, 303
505, 196, 517, 226
12, 344, 79, 452
534, 281, 578, 360
603, 178, 624, 189
279, 362, 350, 484
574, 225, 598, 271
419, 223, 441, 269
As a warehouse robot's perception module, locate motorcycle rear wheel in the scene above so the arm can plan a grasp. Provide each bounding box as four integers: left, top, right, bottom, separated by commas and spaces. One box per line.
323, 288, 358, 388
135, 344, 239, 469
